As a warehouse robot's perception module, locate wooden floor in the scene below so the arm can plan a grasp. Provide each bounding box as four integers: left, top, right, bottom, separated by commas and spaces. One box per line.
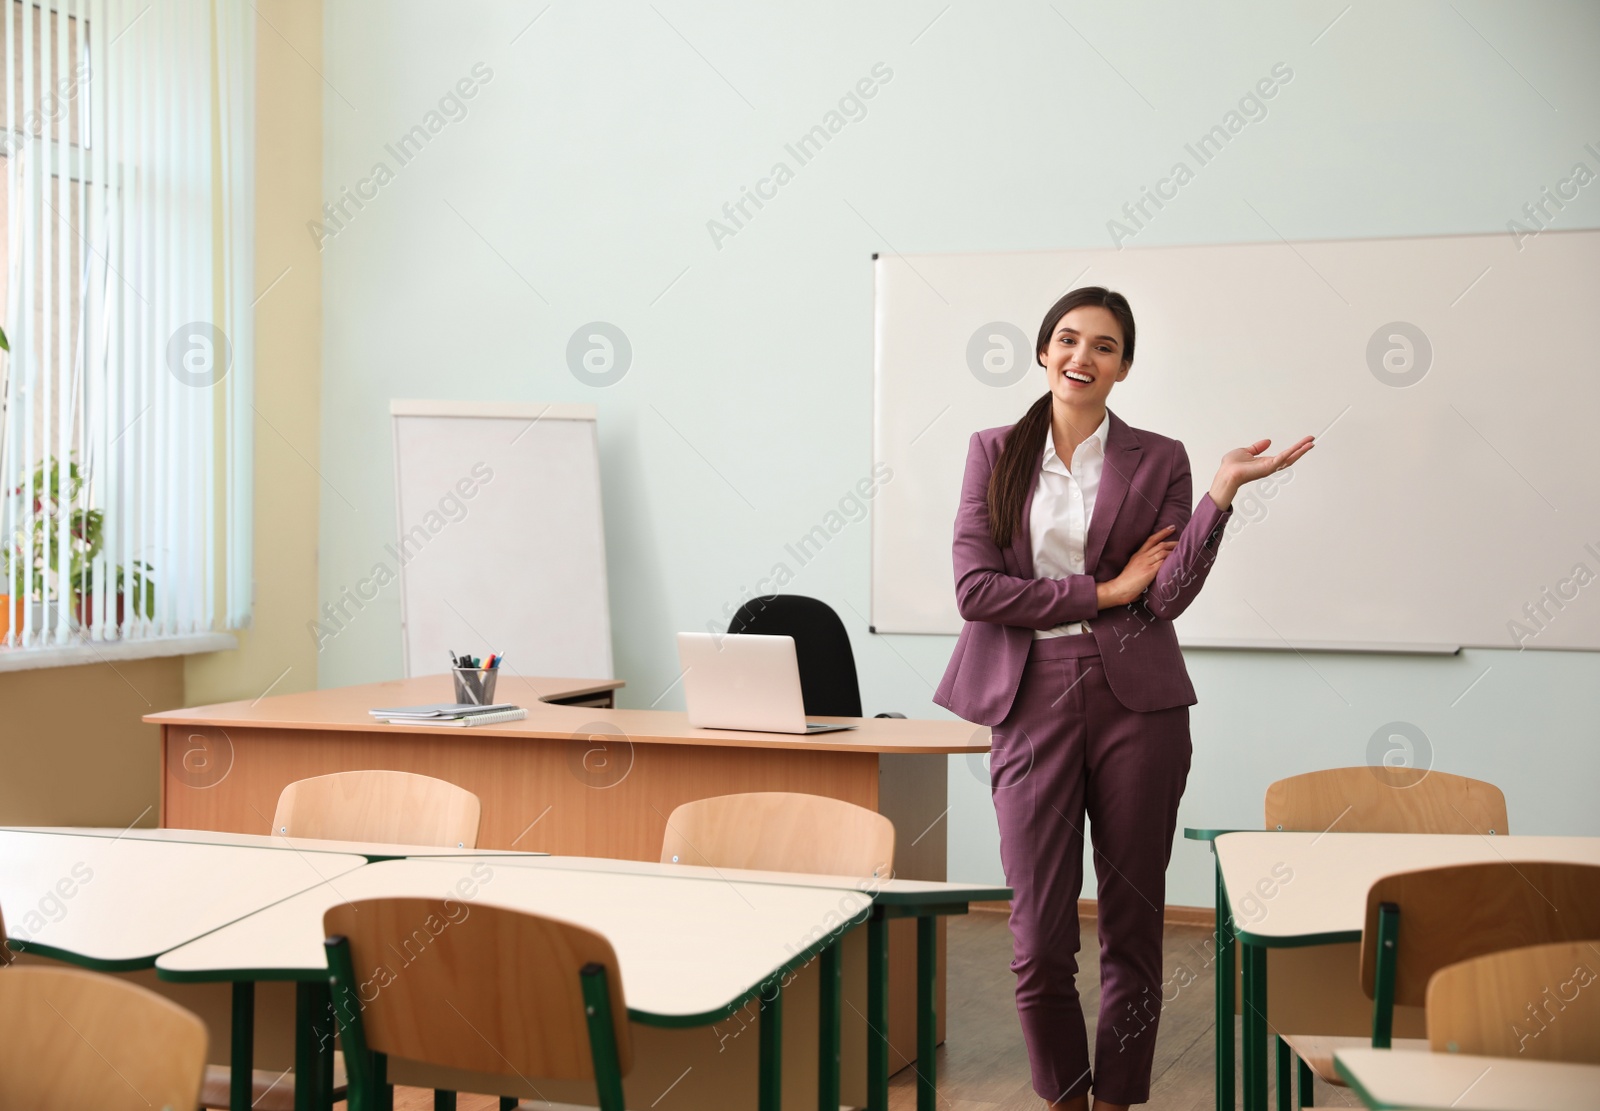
389, 909, 1363, 1110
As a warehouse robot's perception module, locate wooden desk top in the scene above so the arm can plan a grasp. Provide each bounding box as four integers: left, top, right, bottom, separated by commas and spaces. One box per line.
157, 857, 870, 1025
145, 673, 989, 755
0, 830, 366, 970
1216, 832, 1600, 946
1334, 1046, 1600, 1111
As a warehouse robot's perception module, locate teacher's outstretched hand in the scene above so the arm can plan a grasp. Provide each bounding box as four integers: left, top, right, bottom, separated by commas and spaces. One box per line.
1208, 435, 1316, 510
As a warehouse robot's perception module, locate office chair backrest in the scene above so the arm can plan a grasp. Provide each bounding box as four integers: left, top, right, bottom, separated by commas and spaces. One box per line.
324, 899, 633, 1084
662, 791, 895, 879
727, 594, 862, 717
0, 965, 208, 1110
1361, 861, 1600, 1006
1264, 767, 1508, 834
272, 769, 482, 848
1426, 938, 1600, 1061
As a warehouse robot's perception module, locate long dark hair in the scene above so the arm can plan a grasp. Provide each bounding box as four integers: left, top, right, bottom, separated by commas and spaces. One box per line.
985, 286, 1136, 548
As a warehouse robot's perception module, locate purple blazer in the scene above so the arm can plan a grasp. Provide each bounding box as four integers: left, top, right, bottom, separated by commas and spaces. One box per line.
933, 409, 1234, 725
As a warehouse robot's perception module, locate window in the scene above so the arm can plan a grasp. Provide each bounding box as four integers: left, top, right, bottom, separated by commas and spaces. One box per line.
0, 0, 254, 651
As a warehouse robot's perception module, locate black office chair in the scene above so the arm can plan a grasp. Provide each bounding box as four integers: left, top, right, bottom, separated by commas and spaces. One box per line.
726, 595, 903, 718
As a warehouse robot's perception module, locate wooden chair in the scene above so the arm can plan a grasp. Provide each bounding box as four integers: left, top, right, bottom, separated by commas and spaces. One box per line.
1426, 938, 1600, 1062
323, 898, 633, 1111
0, 964, 208, 1109
660, 790, 895, 878
1304, 861, 1600, 1102
1265, 766, 1510, 1106
1264, 766, 1508, 835
200, 770, 482, 1110
270, 769, 482, 847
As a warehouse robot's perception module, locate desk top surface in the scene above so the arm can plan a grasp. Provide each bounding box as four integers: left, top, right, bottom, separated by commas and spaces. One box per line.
0, 830, 366, 969
434, 853, 1013, 905
1334, 1046, 1600, 1111
156, 857, 869, 1024
1216, 832, 1600, 946
145, 673, 989, 754
3, 826, 550, 861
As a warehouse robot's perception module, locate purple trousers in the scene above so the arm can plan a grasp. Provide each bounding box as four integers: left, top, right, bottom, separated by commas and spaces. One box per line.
989, 633, 1192, 1105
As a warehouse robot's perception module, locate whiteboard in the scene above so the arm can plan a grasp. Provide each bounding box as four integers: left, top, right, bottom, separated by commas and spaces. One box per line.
871, 230, 1600, 651
392, 401, 613, 679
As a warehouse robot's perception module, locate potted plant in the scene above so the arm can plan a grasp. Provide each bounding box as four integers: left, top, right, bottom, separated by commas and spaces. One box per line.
4, 452, 155, 638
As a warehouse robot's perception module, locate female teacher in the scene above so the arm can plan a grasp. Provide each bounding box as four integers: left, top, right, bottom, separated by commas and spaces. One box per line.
934, 285, 1313, 1110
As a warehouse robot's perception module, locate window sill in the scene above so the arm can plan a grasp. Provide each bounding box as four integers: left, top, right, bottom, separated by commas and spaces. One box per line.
0, 632, 238, 673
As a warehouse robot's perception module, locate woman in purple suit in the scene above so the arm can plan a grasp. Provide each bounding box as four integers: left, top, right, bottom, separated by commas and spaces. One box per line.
934, 286, 1313, 1110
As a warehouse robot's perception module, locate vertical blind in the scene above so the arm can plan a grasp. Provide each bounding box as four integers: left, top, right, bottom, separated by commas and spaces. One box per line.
0, 0, 254, 648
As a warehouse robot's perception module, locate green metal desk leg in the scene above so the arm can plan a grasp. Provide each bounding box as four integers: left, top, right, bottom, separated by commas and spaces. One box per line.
917, 914, 938, 1111
231, 981, 254, 1111
1215, 854, 1235, 1111
294, 982, 318, 1111
819, 941, 841, 1111
759, 978, 783, 1111
1275, 1035, 1291, 1111
867, 909, 890, 1111
1241, 942, 1268, 1111
1298, 1054, 1314, 1107
434, 1092, 457, 1110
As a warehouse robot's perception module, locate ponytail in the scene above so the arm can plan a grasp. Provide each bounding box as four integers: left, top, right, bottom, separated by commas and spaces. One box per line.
986, 392, 1052, 548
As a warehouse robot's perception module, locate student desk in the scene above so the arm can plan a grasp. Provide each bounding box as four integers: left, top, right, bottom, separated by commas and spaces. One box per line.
0, 829, 368, 1110
1214, 832, 1600, 1111
6, 824, 550, 862
146, 671, 989, 1070
158, 857, 878, 1111
1334, 1046, 1600, 1111
0, 829, 365, 970
440, 853, 1013, 1111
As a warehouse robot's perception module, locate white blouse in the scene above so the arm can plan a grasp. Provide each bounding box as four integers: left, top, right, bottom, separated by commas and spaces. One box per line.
1029, 412, 1110, 638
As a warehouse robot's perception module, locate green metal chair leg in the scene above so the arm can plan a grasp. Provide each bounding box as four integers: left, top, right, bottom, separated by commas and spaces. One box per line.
1371, 902, 1400, 1049
580, 962, 628, 1111
433, 1092, 456, 1110
1298, 1054, 1314, 1107
325, 937, 374, 1111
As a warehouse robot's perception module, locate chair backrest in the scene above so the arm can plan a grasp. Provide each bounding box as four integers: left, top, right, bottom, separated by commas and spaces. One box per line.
1361, 861, 1600, 1007
0, 964, 208, 1109
728, 594, 863, 717
323, 898, 632, 1084
1264, 767, 1508, 834
272, 769, 481, 847
1426, 938, 1600, 1062
661, 791, 895, 879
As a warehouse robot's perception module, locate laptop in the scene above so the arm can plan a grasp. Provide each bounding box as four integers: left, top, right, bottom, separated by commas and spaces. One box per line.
676, 632, 859, 734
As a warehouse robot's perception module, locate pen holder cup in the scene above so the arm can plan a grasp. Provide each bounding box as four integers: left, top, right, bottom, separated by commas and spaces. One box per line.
452, 667, 499, 705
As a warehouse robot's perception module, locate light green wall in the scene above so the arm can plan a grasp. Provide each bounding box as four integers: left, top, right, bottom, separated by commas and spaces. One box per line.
316, 1, 1600, 905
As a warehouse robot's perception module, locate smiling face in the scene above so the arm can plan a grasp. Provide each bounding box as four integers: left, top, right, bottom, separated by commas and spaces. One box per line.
1038, 304, 1131, 413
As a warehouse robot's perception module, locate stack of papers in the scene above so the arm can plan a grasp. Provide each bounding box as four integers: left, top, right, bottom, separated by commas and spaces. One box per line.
367, 703, 528, 728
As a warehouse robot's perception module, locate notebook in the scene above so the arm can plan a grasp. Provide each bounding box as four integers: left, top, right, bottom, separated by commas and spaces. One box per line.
371, 707, 528, 728
368, 702, 517, 719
